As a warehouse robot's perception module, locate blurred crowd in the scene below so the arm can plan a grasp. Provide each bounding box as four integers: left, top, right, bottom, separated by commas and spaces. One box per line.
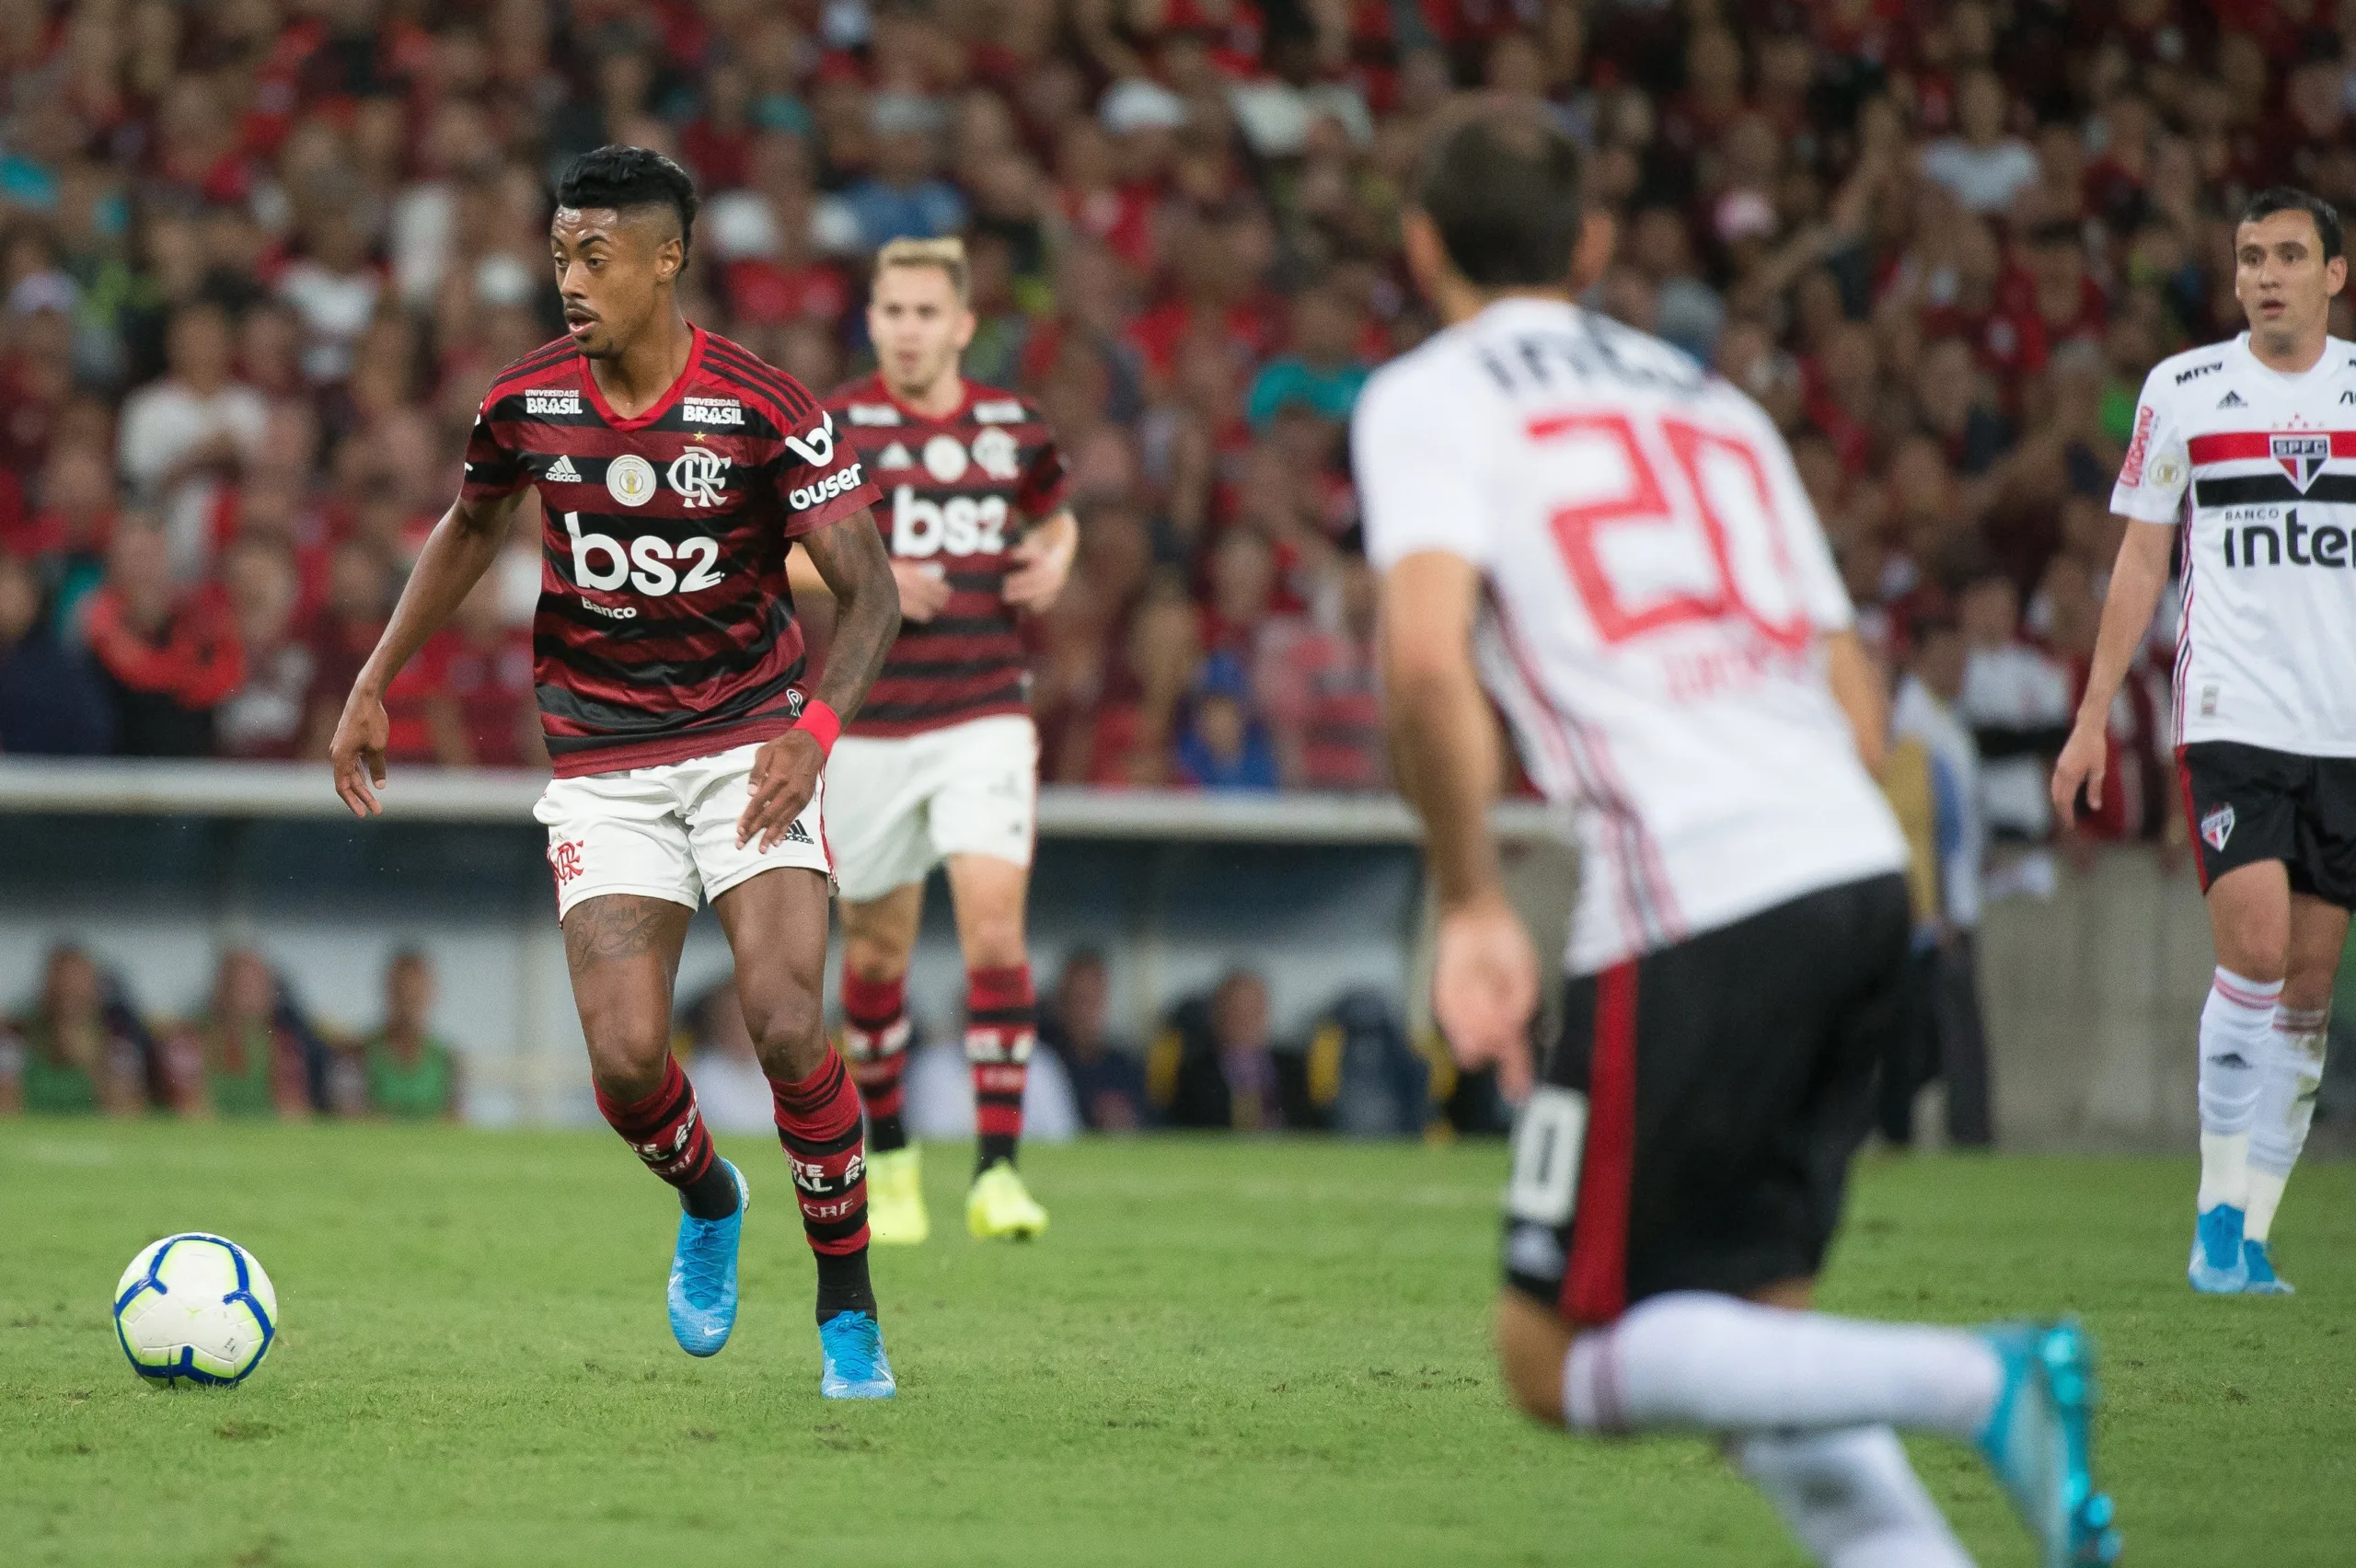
0, 940, 461, 1116
0, 0, 2344, 814
4, 938, 1507, 1136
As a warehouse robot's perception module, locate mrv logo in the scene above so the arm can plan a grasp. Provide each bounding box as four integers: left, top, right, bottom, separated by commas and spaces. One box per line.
2222, 507, 2356, 568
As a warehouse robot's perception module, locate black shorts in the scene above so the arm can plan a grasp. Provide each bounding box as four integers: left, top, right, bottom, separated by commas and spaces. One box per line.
2176, 742, 2356, 910
1501, 872, 1911, 1324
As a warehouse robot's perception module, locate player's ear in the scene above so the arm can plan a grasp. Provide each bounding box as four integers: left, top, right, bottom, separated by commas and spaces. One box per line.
2328, 253, 2348, 297
1569, 209, 1616, 294
657, 233, 684, 283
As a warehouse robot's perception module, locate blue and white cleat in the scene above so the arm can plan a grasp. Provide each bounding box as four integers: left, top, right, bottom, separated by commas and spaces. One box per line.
1976, 1320, 2121, 1568
818, 1310, 896, 1400
667, 1159, 748, 1357
2242, 1239, 2295, 1296
2189, 1204, 2248, 1293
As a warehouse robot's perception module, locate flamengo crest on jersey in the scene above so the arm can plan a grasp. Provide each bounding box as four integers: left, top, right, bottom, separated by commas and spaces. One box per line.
464, 326, 882, 778
822, 375, 1068, 738
2111, 332, 2356, 755
1351, 299, 1906, 975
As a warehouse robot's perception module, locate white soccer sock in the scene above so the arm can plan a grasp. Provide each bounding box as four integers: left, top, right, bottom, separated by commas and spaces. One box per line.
1562, 1292, 2001, 1441
2195, 967, 2277, 1211
2246, 1005, 2327, 1242
1738, 1425, 1973, 1568
2244, 1168, 2289, 1245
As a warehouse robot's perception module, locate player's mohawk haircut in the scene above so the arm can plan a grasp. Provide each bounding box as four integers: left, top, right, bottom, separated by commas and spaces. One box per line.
1413, 100, 1584, 290
556, 144, 700, 265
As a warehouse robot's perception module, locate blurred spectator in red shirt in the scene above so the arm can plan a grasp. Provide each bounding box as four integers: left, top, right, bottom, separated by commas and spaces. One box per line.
80, 519, 243, 757
1258, 550, 1384, 790
435, 572, 544, 768
298, 538, 391, 762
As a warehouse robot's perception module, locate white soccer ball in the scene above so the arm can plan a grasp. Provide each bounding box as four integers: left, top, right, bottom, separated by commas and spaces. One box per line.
112, 1234, 279, 1388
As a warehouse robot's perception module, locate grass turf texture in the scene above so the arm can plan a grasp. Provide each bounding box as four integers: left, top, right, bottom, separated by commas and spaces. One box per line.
4, 1126, 2352, 1567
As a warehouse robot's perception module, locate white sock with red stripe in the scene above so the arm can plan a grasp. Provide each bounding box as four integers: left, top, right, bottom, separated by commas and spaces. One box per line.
2196, 966, 2277, 1214
1737, 1425, 1971, 1568
1562, 1292, 2000, 1440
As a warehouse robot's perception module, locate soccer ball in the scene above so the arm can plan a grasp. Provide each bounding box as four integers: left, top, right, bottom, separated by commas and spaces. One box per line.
112, 1234, 279, 1388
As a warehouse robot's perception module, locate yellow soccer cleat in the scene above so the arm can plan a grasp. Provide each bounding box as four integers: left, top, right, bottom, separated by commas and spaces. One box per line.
966, 1159, 1048, 1240
864, 1147, 930, 1245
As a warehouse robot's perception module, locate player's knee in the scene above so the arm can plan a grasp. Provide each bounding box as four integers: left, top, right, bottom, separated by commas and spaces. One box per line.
1494, 1290, 1572, 1425
841, 928, 912, 985
741, 981, 826, 1076
960, 917, 1026, 971
581, 1013, 671, 1101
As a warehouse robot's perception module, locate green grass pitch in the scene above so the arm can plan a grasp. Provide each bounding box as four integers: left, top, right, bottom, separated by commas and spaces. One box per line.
4, 1124, 2351, 1566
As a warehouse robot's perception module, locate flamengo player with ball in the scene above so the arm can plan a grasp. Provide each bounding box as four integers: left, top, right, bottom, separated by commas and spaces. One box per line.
328, 147, 907, 1398
2055, 187, 2356, 1297
1361, 104, 2116, 1567
791, 237, 1074, 1244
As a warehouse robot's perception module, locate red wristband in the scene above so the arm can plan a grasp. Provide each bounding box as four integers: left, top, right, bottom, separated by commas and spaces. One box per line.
796, 698, 842, 757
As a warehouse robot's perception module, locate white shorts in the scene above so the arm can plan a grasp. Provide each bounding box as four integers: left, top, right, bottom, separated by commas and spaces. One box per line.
535, 742, 831, 921
826, 714, 1037, 904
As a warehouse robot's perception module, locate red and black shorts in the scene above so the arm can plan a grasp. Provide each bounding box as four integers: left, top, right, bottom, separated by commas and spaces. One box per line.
1501, 872, 1911, 1325
2176, 741, 2356, 910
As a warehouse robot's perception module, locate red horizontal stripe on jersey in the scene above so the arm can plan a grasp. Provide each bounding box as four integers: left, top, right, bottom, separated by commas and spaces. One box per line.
2185, 431, 2356, 464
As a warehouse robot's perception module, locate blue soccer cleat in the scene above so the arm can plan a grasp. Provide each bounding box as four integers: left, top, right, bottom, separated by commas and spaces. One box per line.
818, 1310, 896, 1400
667, 1159, 748, 1357
1976, 1320, 2121, 1568
2242, 1239, 2295, 1296
2189, 1204, 2248, 1293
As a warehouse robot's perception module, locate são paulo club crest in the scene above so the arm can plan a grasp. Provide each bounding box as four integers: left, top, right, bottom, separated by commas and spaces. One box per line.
2200, 802, 2235, 853
2272, 433, 2331, 491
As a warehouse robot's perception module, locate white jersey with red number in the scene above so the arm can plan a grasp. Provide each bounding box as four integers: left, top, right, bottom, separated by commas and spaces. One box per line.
2111, 331, 2356, 755
1353, 298, 1905, 975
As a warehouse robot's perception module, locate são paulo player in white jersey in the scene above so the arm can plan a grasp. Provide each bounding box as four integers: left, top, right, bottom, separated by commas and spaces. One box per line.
2056, 187, 2355, 1297
1360, 104, 2115, 1568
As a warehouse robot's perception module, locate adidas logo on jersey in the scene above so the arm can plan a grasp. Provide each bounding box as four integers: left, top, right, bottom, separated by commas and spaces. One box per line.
2340, 390, 2354, 404
878, 441, 914, 469
545, 454, 583, 482
2220, 390, 2248, 408
784, 820, 813, 846
681, 397, 745, 427
526, 390, 583, 416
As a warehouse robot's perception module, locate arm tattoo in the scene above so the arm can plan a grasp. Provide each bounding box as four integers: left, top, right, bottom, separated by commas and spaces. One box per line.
796, 508, 902, 721
562, 896, 683, 974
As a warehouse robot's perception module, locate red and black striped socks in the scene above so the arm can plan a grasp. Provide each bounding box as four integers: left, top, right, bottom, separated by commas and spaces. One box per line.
595, 1056, 739, 1219
768, 1051, 877, 1321
840, 966, 911, 1155
966, 963, 1034, 1174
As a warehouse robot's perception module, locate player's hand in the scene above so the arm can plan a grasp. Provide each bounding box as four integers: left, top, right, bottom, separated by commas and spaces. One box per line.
738, 729, 823, 850
892, 559, 951, 623
1003, 524, 1076, 612
1433, 892, 1540, 1102
329, 686, 391, 818
2050, 716, 2107, 824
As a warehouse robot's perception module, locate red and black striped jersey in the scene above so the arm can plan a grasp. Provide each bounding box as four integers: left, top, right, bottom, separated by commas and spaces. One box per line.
463, 326, 880, 778
822, 373, 1068, 738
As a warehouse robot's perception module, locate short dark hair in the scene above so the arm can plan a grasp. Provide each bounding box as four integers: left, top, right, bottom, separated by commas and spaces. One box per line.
555, 144, 699, 263
2240, 186, 2344, 262
1412, 104, 1584, 289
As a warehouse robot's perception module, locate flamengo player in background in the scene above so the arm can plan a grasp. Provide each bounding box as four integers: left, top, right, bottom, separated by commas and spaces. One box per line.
792, 238, 1073, 1244
2055, 187, 2354, 1297
328, 147, 906, 1399
1361, 107, 2117, 1568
